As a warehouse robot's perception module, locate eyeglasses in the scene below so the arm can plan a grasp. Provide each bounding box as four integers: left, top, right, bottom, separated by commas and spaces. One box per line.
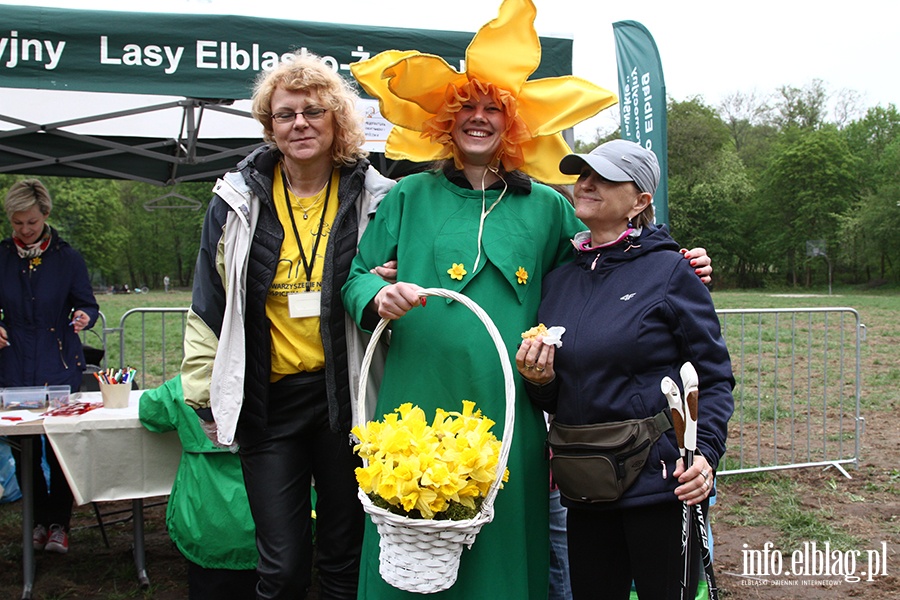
270, 108, 328, 124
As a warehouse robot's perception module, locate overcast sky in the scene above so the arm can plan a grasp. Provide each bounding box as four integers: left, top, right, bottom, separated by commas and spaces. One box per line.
8, 0, 900, 139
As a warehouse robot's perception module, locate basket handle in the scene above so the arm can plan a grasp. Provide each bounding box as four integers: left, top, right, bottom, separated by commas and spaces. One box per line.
355, 287, 516, 510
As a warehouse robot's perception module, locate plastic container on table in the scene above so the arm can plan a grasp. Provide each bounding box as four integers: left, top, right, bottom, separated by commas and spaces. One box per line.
0, 385, 71, 410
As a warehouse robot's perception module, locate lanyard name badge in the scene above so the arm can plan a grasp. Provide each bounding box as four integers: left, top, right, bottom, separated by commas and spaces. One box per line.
289, 291, 321, 318
281, 168, 331, 318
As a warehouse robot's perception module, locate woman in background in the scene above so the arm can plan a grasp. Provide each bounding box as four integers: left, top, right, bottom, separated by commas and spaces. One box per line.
0, 178, 99, 555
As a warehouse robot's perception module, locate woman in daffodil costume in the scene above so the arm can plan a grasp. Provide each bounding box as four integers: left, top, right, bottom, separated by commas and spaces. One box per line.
342, 0, 711, 597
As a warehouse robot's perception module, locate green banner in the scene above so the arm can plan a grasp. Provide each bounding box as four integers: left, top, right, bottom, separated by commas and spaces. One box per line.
613, 20, 668, 226
0, 4, 572, 99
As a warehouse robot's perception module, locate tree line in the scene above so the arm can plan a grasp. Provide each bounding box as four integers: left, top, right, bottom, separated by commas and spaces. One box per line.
0, 175, 208, 291
2, 79, 898, 290
578, 80, 900, 289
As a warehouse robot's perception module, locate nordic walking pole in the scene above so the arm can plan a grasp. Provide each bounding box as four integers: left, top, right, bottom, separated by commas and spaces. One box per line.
680, 362, 720, 600
693, 502, 720, 599
680, 362, 700, 600
660, 376, 690, 600
660, 377, 685, 462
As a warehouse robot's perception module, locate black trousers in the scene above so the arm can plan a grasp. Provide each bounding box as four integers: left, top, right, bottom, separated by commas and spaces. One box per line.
239, 372, 364, 600
13, 435, 74, 530
188, 560, 259, 600
567, 500, 707, 600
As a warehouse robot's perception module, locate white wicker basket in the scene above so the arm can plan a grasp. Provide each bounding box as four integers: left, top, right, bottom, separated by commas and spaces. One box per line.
355, 287, 516, 594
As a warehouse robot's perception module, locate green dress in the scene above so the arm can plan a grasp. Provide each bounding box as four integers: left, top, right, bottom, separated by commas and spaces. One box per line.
342, 170, 583, 599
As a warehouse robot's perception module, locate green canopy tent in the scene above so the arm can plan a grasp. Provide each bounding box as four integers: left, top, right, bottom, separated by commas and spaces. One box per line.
0, 4, 574, 186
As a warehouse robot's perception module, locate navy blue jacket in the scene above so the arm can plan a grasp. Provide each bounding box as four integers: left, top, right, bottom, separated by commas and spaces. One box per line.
0, 227, 99, 390
528, 225, 734, 510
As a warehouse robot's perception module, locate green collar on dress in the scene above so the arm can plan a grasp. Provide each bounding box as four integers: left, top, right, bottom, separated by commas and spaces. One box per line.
433, 175, 536, 305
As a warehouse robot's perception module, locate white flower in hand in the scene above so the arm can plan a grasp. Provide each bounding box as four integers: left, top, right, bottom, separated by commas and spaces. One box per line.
542, 326, 566, 348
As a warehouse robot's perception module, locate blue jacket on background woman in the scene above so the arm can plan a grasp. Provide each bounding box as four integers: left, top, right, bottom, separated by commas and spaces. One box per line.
0, 178, 99, 555
0, 227, 99, 391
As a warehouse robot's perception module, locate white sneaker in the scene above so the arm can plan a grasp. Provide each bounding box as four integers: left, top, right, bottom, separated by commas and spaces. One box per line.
32, 524, 48, 550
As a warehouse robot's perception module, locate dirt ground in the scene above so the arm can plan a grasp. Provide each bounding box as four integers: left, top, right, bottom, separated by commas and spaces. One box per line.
712, 394, 900, 599
0, 496, 188, 599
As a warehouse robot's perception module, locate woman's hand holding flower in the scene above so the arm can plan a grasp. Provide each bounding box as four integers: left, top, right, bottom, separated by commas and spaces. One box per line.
516, 338, 555, 384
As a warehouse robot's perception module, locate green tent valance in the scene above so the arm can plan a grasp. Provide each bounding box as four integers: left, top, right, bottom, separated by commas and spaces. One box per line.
0, 4, 571, 98
0, 4, 572, 184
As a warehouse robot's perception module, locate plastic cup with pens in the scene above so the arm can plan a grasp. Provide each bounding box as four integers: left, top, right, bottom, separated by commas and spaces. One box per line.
95, 367, 137, 409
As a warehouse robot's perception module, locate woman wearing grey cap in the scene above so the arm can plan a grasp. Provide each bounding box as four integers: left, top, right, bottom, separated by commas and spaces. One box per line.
516, 139, 735, 599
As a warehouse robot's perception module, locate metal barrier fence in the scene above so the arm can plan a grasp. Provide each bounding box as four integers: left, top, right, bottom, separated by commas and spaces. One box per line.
87, 306, 865, 477
85, 308, 189, 391
716, 307, 865, 478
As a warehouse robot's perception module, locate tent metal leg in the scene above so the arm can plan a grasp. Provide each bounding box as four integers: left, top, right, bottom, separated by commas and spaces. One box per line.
132, 499, 150, 589
20, 437, 35, 600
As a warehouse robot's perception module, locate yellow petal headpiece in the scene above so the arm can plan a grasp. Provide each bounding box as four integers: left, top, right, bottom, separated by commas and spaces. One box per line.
350, 0, 618, 184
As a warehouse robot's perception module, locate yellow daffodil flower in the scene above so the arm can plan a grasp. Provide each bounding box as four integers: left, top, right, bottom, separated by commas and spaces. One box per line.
447, 263, 467, 281
516, 266, 528, 284
352, 400, 506, 520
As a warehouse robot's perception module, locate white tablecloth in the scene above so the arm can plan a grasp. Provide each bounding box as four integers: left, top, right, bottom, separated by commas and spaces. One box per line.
42, 390, 181, 505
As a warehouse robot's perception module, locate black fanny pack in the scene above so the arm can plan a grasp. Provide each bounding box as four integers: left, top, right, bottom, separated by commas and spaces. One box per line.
547, 410, 672, 504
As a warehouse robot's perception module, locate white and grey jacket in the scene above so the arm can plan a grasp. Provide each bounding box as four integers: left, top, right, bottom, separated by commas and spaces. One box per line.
181, 145, 394, 447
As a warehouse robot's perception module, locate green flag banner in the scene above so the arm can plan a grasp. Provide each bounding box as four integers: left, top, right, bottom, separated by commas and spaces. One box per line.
613, 20, 668, 226
0, 4, 572, 99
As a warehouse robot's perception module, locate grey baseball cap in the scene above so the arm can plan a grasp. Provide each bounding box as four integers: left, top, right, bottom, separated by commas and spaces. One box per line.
559, 139, 660, 195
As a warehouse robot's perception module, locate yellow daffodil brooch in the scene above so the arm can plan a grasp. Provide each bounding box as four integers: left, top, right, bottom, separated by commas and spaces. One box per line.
350, 0, 617, 184
448, 263, 467, 281
515, 267, 528, 284
29, 257, 42, 271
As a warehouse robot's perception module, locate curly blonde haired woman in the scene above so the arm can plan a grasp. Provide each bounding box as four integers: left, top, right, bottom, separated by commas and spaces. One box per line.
182, 53, 396, 599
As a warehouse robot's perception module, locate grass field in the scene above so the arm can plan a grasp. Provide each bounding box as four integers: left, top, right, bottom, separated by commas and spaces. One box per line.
713, 287, 900, 415
705, 288, 900, 598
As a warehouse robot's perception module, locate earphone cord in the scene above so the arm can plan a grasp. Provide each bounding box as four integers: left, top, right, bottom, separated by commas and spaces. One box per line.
473, 165, 507, 273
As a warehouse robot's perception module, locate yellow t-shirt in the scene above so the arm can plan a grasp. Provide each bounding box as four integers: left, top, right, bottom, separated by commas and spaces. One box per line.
267, 164, 339, 380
